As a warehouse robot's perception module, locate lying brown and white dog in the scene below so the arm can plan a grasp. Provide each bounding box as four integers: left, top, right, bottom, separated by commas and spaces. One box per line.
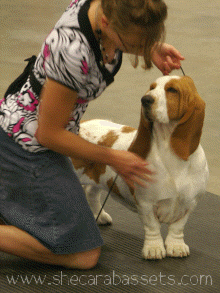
71, 76, 209, 259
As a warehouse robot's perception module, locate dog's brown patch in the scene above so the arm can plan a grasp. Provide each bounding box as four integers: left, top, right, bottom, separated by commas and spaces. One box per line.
71, 158, 106, 184
72, 130, 119, 184
97, 130, 119, 147
121, 126, 136, 133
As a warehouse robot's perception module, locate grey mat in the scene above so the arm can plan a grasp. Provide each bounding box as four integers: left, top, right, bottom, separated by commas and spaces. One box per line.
0, 192, 219, 292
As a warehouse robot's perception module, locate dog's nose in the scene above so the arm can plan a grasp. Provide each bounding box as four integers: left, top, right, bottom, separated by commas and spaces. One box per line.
141, 95, 154, 107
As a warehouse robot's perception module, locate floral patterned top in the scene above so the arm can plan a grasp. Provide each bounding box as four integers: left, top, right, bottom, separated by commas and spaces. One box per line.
0, 0, 122, 152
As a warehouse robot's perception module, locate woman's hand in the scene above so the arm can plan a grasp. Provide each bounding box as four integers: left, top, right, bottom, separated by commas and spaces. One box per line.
109, 149, 155, 190
152, 43, 185, 75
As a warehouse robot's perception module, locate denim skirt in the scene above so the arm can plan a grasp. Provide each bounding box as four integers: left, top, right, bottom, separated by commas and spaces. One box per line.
0, 127, 103, 254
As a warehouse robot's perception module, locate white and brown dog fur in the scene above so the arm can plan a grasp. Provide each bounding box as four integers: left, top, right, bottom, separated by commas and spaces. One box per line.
71, 75, 209, 260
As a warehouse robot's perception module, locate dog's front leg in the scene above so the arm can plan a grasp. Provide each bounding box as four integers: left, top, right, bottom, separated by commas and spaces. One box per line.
84, 185, 112, 225
137, 201, 166, 259
165, 210, 191, 257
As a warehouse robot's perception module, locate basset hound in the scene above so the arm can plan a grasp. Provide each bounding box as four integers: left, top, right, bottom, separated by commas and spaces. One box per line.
71, 75, 209, 259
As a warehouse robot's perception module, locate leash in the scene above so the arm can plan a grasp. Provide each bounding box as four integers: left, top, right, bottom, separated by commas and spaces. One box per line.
96, 174, 118, 221
96, 66, 186, 222
180, 66, 186, 76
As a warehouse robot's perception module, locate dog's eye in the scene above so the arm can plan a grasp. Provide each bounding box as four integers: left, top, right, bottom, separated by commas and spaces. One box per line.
149, 83, 157, 91
167, 87, 178, 94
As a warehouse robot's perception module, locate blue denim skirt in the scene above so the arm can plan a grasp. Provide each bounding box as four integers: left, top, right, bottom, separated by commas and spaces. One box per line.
0, 127, 103, 254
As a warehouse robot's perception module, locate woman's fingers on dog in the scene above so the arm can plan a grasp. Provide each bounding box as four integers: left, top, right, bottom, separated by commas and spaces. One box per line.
132, 173, 156, 187
136, 161, 156, 176
120, 175, 136, 190
138, 173, 157, 184
128, 161, 157, 188
121, 174, 152, 189
122, 166, 156, 186
111, 150, 156, 188
120, 174, 142, 190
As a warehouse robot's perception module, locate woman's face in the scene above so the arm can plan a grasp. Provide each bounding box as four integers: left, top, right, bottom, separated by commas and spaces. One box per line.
102, 23, 146, 64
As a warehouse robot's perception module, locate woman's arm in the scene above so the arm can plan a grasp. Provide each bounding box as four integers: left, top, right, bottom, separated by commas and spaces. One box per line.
36, 78, 153, 189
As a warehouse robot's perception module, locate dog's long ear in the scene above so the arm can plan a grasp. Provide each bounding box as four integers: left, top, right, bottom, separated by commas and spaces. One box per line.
128, 110, 152, 159
170, 79, 205, 161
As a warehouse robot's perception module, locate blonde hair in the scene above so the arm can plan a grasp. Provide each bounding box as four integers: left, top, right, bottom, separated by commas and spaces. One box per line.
101, 0, 167, 69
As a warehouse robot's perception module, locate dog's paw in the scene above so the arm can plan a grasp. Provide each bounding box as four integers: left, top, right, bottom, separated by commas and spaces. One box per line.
165, 241, 190, 257
95, 211, 112, 225
142, 240, 166, 260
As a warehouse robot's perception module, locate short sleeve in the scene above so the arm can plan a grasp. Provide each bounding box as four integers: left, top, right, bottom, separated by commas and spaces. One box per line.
42, 27, 90, 94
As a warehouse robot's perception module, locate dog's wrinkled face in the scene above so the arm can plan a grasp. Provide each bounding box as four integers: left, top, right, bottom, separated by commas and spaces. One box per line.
141, 76, 182, 123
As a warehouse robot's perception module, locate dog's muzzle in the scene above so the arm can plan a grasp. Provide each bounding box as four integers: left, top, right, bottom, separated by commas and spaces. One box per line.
141, 95, 154, 121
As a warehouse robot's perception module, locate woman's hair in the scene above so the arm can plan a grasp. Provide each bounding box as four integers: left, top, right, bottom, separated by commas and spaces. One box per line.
101, 0, 167, 69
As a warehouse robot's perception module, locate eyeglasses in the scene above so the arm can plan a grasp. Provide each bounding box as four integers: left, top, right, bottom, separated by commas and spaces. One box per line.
116, 31, 144, 55
116, 32, 128, 52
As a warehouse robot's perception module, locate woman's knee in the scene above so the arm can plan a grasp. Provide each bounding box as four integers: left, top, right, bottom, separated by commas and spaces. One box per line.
30, 241, 101, 269
66, 246, 101, 269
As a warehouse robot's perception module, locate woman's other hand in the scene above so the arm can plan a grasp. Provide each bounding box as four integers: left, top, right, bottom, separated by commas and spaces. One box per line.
152, 43, 185, 75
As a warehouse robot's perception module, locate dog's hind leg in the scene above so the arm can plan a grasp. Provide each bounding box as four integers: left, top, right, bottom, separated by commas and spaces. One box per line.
84, 185, 113, 225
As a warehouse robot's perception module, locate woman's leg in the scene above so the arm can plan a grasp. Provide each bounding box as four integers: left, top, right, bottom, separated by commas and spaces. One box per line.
0, 130, 103, 269
0, 225, 101, 269
0, 219, 6, 225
